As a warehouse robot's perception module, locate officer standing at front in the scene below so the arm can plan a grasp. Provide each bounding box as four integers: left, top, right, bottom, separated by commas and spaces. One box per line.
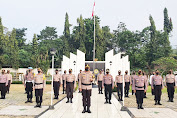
6, 70, 12, 94
0, 70, 8, 99
132, 70, 147, 109
79, 65, 93, 113
124, 70, 131, 97
103, 69, 114, 104
115, 70, 123, 101
53, 69, 62, 99
65, 69, 76, 103
165, 70, 175, 102
24, 67, 34, 103
151, 70, 163, 105
97, 70, 104, 94
62, 70, 67, 94
34, 68, 46, 108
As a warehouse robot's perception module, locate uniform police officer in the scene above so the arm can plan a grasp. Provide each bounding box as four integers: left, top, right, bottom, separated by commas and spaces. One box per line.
132, 70, 147, 109
142, 72, 148, 98
103, 69, 114, 104
34, 68, 46, 108
24, 67, 34, 103
97, 70, 104, 94
62, 70, 67, 94
0, 70, 8, 99
77, 70, 82, 93
53, 69, 62, 99
115, 70, 123, 101
165, 70, 175, 102
65, 69, 76, 103
124, 70, 131, 97
79, 65, 93, 113
131, 71, 136, 95
6, 70, 12, 94
151, 70, 163, 105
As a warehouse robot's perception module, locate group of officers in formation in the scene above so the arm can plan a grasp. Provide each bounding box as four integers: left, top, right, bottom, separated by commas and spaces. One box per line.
0, 65, 176, 113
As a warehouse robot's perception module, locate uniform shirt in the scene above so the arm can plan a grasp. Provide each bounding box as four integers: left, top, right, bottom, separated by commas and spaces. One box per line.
62, 74, 67, 81
115, 75, 123, 84
34, 74, 46, 89
132, 75, 147, 90
79, 71, 93, 90
53, 74, 62, 84
97, 73, 104, 82
0, 74, 8, 86
131, 75, 137, 85
151, 75, 163, 87
65, 74, 76, 88
77, 73, 82, 82
6, 73, 12, 82
102, 74, 114, 87
165, 74, 175, 84
149, 75, 154, 85
142, 75, 148, 88
26, 72, 34, 82
124, 75, 131, 84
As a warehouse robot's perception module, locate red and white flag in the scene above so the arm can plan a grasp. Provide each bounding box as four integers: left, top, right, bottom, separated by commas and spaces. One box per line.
92, 1, 95, 17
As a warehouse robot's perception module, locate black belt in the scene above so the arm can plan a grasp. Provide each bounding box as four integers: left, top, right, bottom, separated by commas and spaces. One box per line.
135, 86, 144, 88
66, 82, 74, 84
35, 83, 43, 85
98, 81, 102, 82
82, 83, 91, 86
104, 84, 112, 86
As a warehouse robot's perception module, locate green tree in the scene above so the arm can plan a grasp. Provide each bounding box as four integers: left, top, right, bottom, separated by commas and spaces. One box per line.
31, 34, 38, 67
0, 17, 4, 68
38, 26, 58, 40
16, 28, 27, 48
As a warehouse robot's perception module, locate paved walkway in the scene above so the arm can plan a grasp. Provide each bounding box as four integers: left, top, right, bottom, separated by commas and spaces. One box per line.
39, 88, 130, 118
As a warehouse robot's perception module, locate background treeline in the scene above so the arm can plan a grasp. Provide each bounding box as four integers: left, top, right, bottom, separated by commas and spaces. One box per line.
0, 8, 177, 74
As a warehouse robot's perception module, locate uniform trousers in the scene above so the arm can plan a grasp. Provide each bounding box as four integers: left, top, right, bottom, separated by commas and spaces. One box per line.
135, 90, 144, 104
167, 83, 175, 100
62, 80, 65, 94
125, 82, 130, 96
26, 82, 33, 99
151, 85, 155, 95
7, 80, 11, 93
35, 89, 43, 103
117, 83, 123, 100
53, 81, 60, 96
154, 85, 162, 101
0, 83, 6, 98
98, 81, 103, 93
66, 82, 74, 99
104, 84, 112, 101
82, 89, 92, 107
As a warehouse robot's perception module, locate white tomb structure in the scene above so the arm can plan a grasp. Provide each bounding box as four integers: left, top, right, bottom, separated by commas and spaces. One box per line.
61, 49, 130, 80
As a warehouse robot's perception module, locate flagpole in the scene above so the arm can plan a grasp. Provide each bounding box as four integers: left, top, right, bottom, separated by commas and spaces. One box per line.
93, 1, 96, 73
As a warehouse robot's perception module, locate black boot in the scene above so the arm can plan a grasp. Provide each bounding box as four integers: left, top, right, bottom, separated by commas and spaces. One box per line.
140, 104, 144, 109
34, 103, 39, 108
87, 107, 91, 113
118, 96, 120, 101
66, 98, 69, 103
29, 98, 33, 103
155, 101, 158, 105
158, 101, 162, 105
109, 100, 112, 104
82, 107, 86, 113
137, 104, 140, 109
25, 98, 29, 103
39, 103, 42, 108
104, 99, 108, 104
70, 98, 73, 103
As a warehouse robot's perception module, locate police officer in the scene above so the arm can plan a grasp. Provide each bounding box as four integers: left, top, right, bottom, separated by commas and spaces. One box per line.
165, 70, 175, 102
151, 70, 163, 105
24, 67, 34, 103
131, 71, 136, 95
62, 70, 67, 94
103, 69, 114, 104
115, 70, 123, 101
53, 69, 62, 99
79, 65, 93, 113
124, 70, 131, 97
97, 70, 104, 94
142, 72, 148, 98
65, 69, 76, 103
6, 70, 12, 94
150, 72, 155, 95
34, 68, 46, 108
77, 70, 82, 93
132, 70, 147, 109
0, 70, 8, 99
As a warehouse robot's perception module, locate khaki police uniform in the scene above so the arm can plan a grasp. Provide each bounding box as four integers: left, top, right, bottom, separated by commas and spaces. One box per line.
124, 74, 131, 97
6, 73, 12, 94
97, 73, 104, 94
131, 75, 136, 95
25, 72, 34, 102
115, 75, 123, 101
0, 74, 8, 99
166, 74, 175, 102
53, 74, 62, 99
62, 73, 67, 94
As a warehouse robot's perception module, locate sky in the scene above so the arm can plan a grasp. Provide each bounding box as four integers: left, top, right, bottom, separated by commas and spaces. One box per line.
0, 0, 177, 48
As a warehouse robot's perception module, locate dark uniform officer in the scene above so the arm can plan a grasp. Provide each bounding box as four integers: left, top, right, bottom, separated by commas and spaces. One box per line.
103, 69, 114, 104
97, 70, 104, 94
62, 70, 67, 94
79, 65, 93, 113
34, 68, 46, 108
132, 70, 147, 109
0, 70, 8, 99
115, 70, 123, 101
24, 67, 34, 103
131, 71, 136, 95
77, 70, 82, 93
65, 69, 76, 103
53, 69, 62, 99
124, 70, 131, 97
151, 70, 163, 105
165, 70, 175, 102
